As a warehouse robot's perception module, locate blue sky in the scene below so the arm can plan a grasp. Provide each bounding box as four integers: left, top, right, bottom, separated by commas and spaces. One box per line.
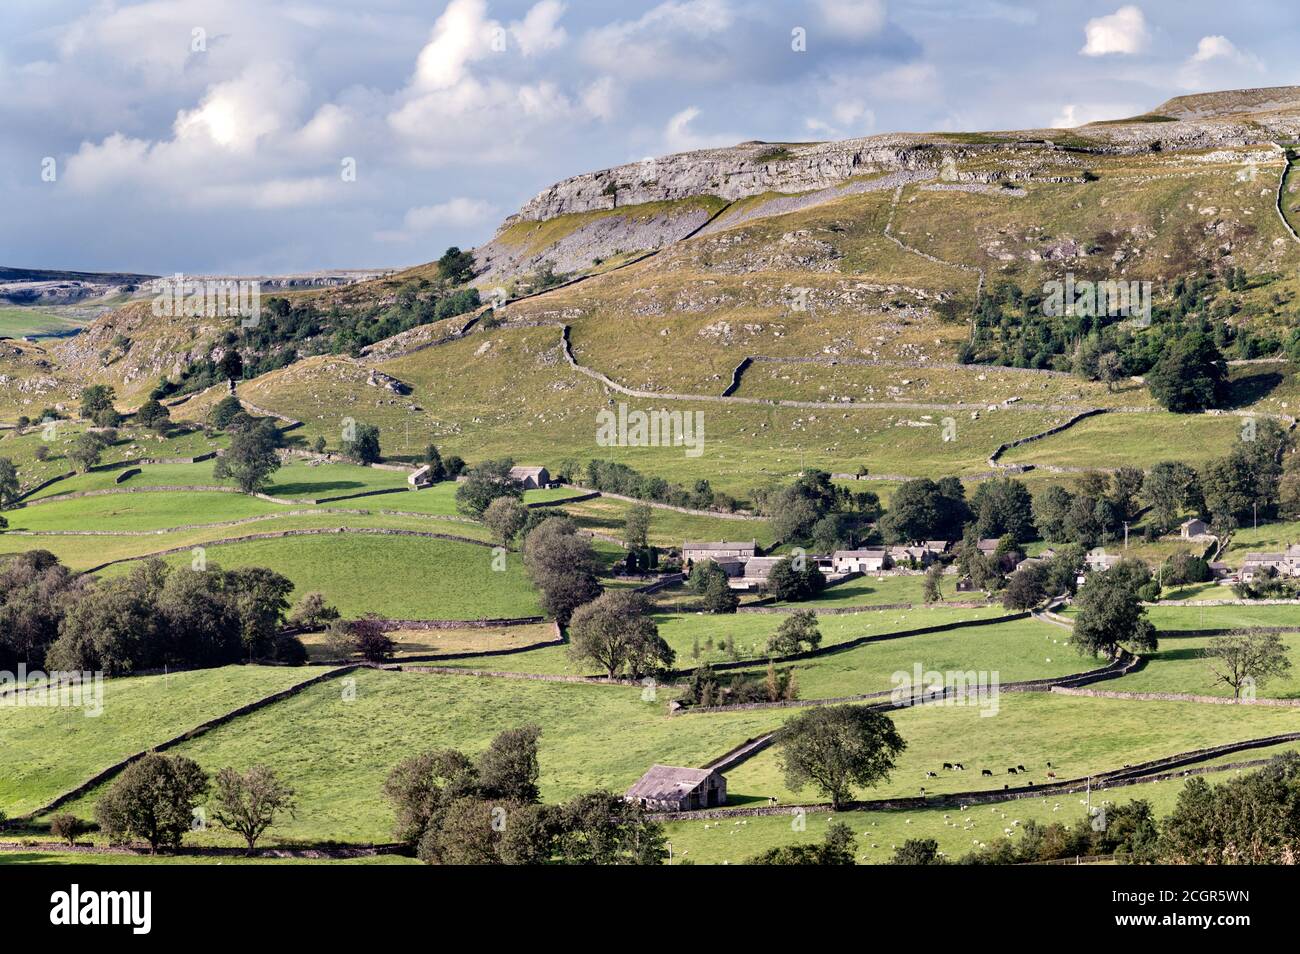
2, 0, 1297, 275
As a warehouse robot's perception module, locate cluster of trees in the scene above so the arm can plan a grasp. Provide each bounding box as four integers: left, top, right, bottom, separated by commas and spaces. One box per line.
1069, 558, 1157, 658
455, 458, 523, 516
751, 470, 880, 550
0, 551, 305, 674
212, 411, 284, 494
959, 269, 1266, 414
384, 725, 666, 865
570, 458, 737, 512
679, 660, 799, 708
898, 753, 1300, 866
1031, 468, 1143, 547
687, 560, 739, 613
89, 754, 296, 853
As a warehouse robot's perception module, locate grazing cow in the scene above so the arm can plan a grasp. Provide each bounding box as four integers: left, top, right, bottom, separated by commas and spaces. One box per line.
954, 763, 964, 771
1027, 781, 1034, 787
1047, 771, 1056, 779
943, 762, 953, 771
926, 771, 938, 778
1007, 767, 1018, 774
1017, 765, 1026, 773
1046, 761, 1053, 768
981, 769, 993, 777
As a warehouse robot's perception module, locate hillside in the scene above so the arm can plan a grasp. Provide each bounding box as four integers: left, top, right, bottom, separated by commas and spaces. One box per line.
5, 85, 1300, 486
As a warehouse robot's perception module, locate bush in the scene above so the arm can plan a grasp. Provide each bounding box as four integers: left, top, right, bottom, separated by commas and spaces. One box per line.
49, 813, 84, 846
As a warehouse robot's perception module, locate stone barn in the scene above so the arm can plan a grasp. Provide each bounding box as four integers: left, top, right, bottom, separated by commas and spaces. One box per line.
625, 765, 727, 811
509, 465, 551, 489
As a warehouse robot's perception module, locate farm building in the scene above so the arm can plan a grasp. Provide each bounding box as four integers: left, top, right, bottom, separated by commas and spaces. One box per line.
682, 541, 757, 564
1180, 517, 1211, 540
625, 765, 727, 811
408, 464, 432, 487
1240, 544, 1300, 581
509, 466, 552, 489
832, 548, 889, 573
730, 555, 783, 590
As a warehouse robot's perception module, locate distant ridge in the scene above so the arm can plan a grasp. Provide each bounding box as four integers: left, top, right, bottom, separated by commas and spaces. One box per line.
1151, 85, 1300, 120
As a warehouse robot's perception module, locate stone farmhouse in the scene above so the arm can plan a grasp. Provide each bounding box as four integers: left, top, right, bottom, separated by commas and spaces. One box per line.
625, 765, 727, 812
681, 541, 758, 564
1180, 517, 1211, 540
832, 548, 889, 573
509, 465, 552, 489
1240, 544, 1300, 582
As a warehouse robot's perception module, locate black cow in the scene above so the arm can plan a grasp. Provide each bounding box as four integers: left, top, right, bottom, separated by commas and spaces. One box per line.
981, 769, 993, 777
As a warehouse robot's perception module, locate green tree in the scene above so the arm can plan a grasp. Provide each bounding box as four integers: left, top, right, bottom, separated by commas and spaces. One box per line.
455, 458, 523, 516
68, 432, 104, 473
438, 246, 477, 285
775, 705, 906, 809
891, 838, 947, 865
1203, 630, 1293, 700
0, 457, 19, 508
922, 562, 944, 603
483, 496, 530, 547
1146, 332, 1228, 412
624, 504, 652, 551
1070, 558, 1157, 657
748, 822, 857, 865
522, 517, 601, 624
767, 609, 821, 656
79, 384, 116, 420
95, 753, 209, 852
1146, 461, 1202, 532
568, 590, 673, 679
343, 422, 382, 463
214, 421, 282, 494
211, 765, 297, 852
135, 398, 171, 432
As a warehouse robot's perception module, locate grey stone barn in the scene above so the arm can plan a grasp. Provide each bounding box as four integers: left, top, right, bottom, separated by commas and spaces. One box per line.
509, 465, 551, 489
625, 765, 727, 812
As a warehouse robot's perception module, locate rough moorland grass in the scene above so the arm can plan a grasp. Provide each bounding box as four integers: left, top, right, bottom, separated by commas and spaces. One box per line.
53, 669, 790, 845
724, 692, 1300, 805
97, 534, 541, 620
0, 666, 314, 817
0, 511, 493, 571
1106, 631, 1300, 699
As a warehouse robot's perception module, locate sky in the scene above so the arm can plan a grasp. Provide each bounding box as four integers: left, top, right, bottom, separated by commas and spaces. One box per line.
2, 0, 1298, 275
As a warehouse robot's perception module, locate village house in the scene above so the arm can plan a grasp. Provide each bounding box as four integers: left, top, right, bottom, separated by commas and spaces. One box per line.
1240, 545, 1300, 582
832, 548, 889, 574
509, 465, 552, 490
681, 541, 758, 564
1180, 517, 1211, 540
1085, 548, 1121, 573
888, 545, 934, 568
625, 765, 727, 811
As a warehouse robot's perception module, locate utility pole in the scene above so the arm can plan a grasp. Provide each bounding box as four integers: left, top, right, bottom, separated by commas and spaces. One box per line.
1123, 521, 1129, 550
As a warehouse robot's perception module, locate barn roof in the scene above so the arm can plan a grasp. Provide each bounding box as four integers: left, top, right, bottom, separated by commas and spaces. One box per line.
682, 541, 756, 550
625, 764, 716, 800
509, 465, 548, 477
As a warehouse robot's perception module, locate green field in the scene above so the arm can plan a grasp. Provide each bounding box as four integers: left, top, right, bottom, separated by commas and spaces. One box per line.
724, 692, 1300, 804
0, 306, 92, 339
49, 668, 790, 845
96, 533, 541, 620
1107, 631, 1300, 699
0, 666, 316, 817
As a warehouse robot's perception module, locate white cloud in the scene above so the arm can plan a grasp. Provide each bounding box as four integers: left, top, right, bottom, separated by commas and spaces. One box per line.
173, 62, 307, 153
816, 0, 888, 39
581, 0, 736, 81
1080, 5, 1149, 57
581, 76, 621, 121
663, 106, 739, 152
375, 197, 499, 242
1179, 35, 1264, 90
411, 0, 499, 91
511, 0, 568, 56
